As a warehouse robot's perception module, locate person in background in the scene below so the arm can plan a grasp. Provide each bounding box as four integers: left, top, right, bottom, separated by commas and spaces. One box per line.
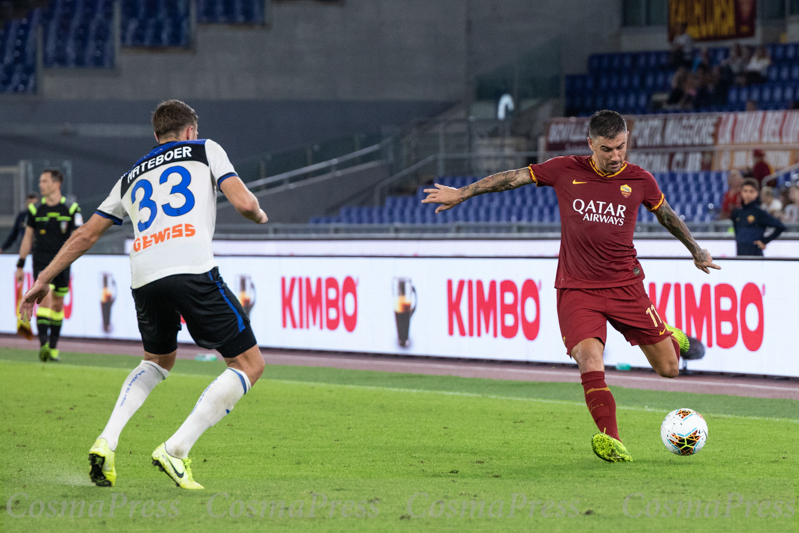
16, 170, 81, 363
719, 169, 744, 219
734, 46, 754, 87
671, 23, 694, 69
1, 194, 37, 253
745, 100, 758, 112
677, 74, 698, 110
711, 65, 731, 106
666, 67, 688, 108
760, 185, 783, 217
723, 43, 746, 79
782, 185, 799, 223
751, 149, 773, 185
692, 48, 710, 73
745, 45, 771, 85
731, 178, 785, 256
695, 67, 726, 109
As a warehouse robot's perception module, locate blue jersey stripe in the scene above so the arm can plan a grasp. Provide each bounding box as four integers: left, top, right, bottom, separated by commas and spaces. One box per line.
217, 172, 237, 186
208, 271, 245, 333
95, 210, 123, 225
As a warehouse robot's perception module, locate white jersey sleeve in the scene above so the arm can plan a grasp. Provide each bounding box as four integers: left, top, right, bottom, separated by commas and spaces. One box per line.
96, 178, 126, 225
205, 139, 238, 187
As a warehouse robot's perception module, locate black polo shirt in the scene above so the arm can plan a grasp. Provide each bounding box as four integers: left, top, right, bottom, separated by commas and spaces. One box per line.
25, 196, 82, 256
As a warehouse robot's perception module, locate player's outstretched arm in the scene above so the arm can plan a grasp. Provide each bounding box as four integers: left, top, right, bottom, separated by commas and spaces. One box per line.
19, 215, 114, 320
220, 176, 268, 224
654, 199, 721, 274
422, 168, 532, 213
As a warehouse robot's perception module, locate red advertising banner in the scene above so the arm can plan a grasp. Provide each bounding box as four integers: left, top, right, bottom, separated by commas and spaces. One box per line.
668, 0, 756, 42
544, 111, 799, 172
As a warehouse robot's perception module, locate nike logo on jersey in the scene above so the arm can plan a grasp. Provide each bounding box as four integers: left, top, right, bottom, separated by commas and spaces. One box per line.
659, 328, 667, 336
573, 180, 587, 184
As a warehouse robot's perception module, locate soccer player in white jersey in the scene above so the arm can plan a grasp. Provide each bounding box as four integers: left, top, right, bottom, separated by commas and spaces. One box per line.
20, 100, 268, 489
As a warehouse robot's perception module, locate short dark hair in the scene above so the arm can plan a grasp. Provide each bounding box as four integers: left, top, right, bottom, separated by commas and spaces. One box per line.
26, 193, 38, 200
152, 100, 198, 140
741, 178, 760, 191
588, 110, 627, 140
43, 168, 64, 184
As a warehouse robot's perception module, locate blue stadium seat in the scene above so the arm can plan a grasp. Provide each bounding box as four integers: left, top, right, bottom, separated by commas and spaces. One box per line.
773, 83, 784, 103
622, 53, 633, 70
785, 84, 795, 102
198, 0, 266, 24
761, 84, 773, 103
779, 64, 790, 83
120, 0, 191, 48
588, 54, 600, 73
749, 85, 761, 102
785, 43, 797, 63
772, 44, 785, 63
655, 71, 669, 91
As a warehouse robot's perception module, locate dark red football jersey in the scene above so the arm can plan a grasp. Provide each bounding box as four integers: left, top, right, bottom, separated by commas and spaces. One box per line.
527, 155, 665, 289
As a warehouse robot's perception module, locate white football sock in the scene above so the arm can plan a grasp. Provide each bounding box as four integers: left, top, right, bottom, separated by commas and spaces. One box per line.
165, 368, 251, 459
98, 360, 169, 451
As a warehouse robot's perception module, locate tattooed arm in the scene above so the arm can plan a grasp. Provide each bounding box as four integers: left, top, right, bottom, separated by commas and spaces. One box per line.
421, 168, 532, 213
654, 199, 721, 274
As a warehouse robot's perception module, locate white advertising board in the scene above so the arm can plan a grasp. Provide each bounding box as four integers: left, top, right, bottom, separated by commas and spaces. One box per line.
1, 255, 796, 377
125, 238, 799, 260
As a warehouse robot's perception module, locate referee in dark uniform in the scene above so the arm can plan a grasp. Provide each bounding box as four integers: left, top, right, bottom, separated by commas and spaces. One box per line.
15, 169, 81, 362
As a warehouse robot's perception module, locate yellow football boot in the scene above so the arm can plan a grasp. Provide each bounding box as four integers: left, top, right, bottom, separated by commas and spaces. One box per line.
88, 438, 116, 487
151, 443, 204, 489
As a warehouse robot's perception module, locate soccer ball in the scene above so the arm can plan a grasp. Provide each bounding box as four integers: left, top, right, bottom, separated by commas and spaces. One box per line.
660, 408, 708, 456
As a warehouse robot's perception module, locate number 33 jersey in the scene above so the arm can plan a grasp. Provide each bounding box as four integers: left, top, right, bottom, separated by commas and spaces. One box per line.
96, 139, 238, 288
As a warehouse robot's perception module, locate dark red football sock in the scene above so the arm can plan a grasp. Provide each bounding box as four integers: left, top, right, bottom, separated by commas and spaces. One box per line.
581, 371, 620, 441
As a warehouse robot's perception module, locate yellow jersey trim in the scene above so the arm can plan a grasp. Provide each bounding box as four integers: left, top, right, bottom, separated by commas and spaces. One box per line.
647, 192, 665, 212
527, 165, 538, 184
589, 157, 627, 178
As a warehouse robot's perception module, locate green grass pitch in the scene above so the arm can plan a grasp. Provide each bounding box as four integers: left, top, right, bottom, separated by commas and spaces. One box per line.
0, 347, 797, 532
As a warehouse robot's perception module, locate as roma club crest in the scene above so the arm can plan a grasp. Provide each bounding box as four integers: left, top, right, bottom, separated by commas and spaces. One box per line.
620, 184, 632, 198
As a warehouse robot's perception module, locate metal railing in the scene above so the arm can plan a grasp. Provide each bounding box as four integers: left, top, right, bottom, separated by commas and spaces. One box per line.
240, 142, 389, 194
763, 161, 799, 188
372, 151, 539, 206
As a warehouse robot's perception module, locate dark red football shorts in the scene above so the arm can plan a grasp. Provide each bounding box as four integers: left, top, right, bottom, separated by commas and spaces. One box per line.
556, 281, 673, 355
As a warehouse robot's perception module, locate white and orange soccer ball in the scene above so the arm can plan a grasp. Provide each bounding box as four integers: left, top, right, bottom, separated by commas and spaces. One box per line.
660, 408, 709, 456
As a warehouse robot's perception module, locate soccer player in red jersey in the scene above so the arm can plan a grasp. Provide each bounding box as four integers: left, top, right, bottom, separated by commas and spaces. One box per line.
423, 110, 720, 463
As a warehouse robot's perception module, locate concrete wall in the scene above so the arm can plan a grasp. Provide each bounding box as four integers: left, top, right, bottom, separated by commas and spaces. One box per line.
468, 0, 622, 76
216, 161, 389, 224
0, 99, 447, 202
